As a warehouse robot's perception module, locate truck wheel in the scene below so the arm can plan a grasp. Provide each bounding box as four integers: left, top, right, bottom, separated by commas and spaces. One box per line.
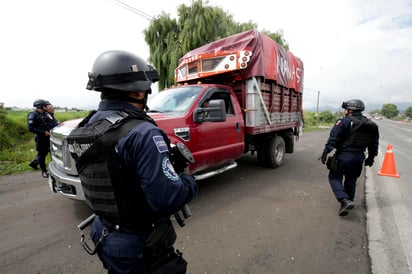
265, 136, 285, 168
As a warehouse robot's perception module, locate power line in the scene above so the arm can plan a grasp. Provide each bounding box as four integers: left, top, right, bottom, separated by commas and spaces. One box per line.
304, 87, 319, 93
306, 88, 337, 107
111, 0, 154, 21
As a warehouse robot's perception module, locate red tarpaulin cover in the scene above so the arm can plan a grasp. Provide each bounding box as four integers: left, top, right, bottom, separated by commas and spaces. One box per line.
178, 29, 304, 92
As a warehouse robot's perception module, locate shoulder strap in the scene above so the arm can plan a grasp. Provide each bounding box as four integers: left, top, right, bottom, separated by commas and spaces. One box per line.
348, 116, 368, 134
78, 110, 97, 128
76, 117, 144, 170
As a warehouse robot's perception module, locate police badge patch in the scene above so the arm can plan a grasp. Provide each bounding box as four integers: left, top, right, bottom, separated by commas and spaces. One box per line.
153, 135, 168, 153
162, 157, 179, 181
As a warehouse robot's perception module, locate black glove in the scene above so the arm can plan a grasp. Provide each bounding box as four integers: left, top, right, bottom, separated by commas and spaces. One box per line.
170, 146, 188, 174
320, 151, 328, 164
364, 157, 374, 167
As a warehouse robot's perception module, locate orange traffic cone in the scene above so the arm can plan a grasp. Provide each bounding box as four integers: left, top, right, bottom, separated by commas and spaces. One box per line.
378, 144, 400, 178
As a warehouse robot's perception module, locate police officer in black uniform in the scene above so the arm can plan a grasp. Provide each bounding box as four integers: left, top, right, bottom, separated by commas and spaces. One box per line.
27, 99, 58, 178
79, 50, 197, 273
320, 99, 379, 216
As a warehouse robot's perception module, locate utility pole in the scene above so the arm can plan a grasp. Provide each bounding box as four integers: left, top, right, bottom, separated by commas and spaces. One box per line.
303, 87, 321, 124
316, 90, 320, 123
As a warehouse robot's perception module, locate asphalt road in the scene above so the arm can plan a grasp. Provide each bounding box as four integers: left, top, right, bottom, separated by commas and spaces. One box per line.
366, 119, 412, 274
0, 130, 371, 274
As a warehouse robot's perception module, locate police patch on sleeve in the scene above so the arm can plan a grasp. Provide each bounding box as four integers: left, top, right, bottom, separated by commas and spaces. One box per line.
162, 157, 179, 181
152, 135, 169, 153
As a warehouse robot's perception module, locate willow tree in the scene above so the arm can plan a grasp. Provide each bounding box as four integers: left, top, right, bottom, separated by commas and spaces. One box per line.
144, 0, 288, 90
144, 12, 179, 89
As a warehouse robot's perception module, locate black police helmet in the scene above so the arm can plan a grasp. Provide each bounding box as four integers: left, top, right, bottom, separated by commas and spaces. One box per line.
341, 99, 365, 111
86, 50, 159, 93
33, 99, 50, 108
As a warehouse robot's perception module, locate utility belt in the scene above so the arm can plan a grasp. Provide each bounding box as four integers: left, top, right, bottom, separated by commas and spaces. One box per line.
100, 217, 150, 234
77, 214, 148, 255
78, 214, 186, 272
337, 148, 364, 153
99, 217, 178, 257
77, 214, 176, 255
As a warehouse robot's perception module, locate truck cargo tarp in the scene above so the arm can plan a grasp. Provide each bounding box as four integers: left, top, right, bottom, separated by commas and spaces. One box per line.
179, 29, 304, 92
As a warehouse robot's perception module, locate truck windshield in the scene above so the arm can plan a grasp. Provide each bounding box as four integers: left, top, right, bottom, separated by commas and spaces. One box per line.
148, 86, 202, 113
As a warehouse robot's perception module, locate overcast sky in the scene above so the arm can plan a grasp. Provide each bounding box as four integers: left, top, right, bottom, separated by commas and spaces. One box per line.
1, 0, 411, 110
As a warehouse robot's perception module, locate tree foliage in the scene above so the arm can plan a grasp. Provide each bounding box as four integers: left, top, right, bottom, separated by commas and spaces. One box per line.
405, 106, 412, 118
144, 12, 179, 89
261, 29, 289, 50
381, 103, 399, 119
318, 110, 335, 123
144, 0, 289, 90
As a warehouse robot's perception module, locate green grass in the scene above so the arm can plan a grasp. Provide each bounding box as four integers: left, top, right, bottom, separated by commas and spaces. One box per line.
303, 125, 331, 132
0, 108, 331, 176
0, 109, 89, 176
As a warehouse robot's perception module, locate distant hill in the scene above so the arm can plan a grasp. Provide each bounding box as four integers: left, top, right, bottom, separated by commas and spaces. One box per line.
306, 102, 412, 113
367, 102, 412, 112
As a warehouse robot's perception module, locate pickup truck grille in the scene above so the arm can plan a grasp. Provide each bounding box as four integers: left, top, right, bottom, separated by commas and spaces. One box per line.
50, 132, 78, 176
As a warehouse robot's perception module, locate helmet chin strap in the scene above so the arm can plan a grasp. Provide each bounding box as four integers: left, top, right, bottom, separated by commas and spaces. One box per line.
124, 96, 146, 105
102, 89, 149, 108
125, 91, 149, 109
126, 96, 149, 110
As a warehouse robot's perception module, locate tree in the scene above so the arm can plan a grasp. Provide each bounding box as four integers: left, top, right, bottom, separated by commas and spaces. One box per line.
318, 110, 335, 123
261, 28, 289, 50
405, 106, 412, 118
303, 111, 316, 127
369, 109, 381, 116
381, 103, 399, 119
143, 12, 180, 89
144, 0, 288, 90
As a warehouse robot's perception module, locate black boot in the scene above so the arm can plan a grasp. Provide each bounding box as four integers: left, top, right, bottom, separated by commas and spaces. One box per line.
42, 170, 49, 178
339, 198, 354, 216
29, 161, 39, 170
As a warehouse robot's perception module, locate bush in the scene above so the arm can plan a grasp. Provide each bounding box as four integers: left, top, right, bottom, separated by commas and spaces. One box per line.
303, 110, 339, 131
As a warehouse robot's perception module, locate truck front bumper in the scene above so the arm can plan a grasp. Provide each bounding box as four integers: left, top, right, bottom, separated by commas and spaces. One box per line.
48, 162, 85, 201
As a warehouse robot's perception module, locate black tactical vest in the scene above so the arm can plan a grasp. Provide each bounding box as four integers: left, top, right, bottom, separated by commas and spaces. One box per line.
340, 115, 378, 152
67, 109, 162, 231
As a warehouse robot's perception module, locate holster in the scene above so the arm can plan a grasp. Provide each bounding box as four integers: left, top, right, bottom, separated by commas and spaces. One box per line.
326, 156, 338, 171
145, 219, 177, 257
144, 249, 188, 274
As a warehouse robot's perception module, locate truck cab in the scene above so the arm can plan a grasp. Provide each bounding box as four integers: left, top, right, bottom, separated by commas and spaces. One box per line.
148, 84, 244, 177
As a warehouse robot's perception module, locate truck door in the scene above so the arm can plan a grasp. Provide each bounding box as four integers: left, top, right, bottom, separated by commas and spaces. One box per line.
191, 88, 244, 170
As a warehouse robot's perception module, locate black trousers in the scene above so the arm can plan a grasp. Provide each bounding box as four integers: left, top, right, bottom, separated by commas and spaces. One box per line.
33, 137, 50, 172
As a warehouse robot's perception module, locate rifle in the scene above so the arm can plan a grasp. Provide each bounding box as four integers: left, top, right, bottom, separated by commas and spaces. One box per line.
169, 142, 195, 227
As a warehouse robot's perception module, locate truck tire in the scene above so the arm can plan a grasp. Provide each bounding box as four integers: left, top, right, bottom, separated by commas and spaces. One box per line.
264, 135, 285, 168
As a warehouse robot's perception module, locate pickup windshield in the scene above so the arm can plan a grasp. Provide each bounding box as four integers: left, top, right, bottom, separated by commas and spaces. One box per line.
148, 86, 202, 113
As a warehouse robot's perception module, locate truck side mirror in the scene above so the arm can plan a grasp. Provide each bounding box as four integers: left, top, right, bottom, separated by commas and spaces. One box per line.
194, 99, 226, 123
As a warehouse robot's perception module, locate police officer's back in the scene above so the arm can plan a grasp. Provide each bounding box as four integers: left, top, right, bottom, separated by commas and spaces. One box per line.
321, 99, 379, 216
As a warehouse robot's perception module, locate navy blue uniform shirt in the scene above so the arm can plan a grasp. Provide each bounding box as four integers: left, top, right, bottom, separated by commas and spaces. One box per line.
27, 110, 58, 138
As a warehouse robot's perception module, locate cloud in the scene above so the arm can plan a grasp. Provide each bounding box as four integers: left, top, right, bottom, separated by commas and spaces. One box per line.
1, 0, 411, 110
